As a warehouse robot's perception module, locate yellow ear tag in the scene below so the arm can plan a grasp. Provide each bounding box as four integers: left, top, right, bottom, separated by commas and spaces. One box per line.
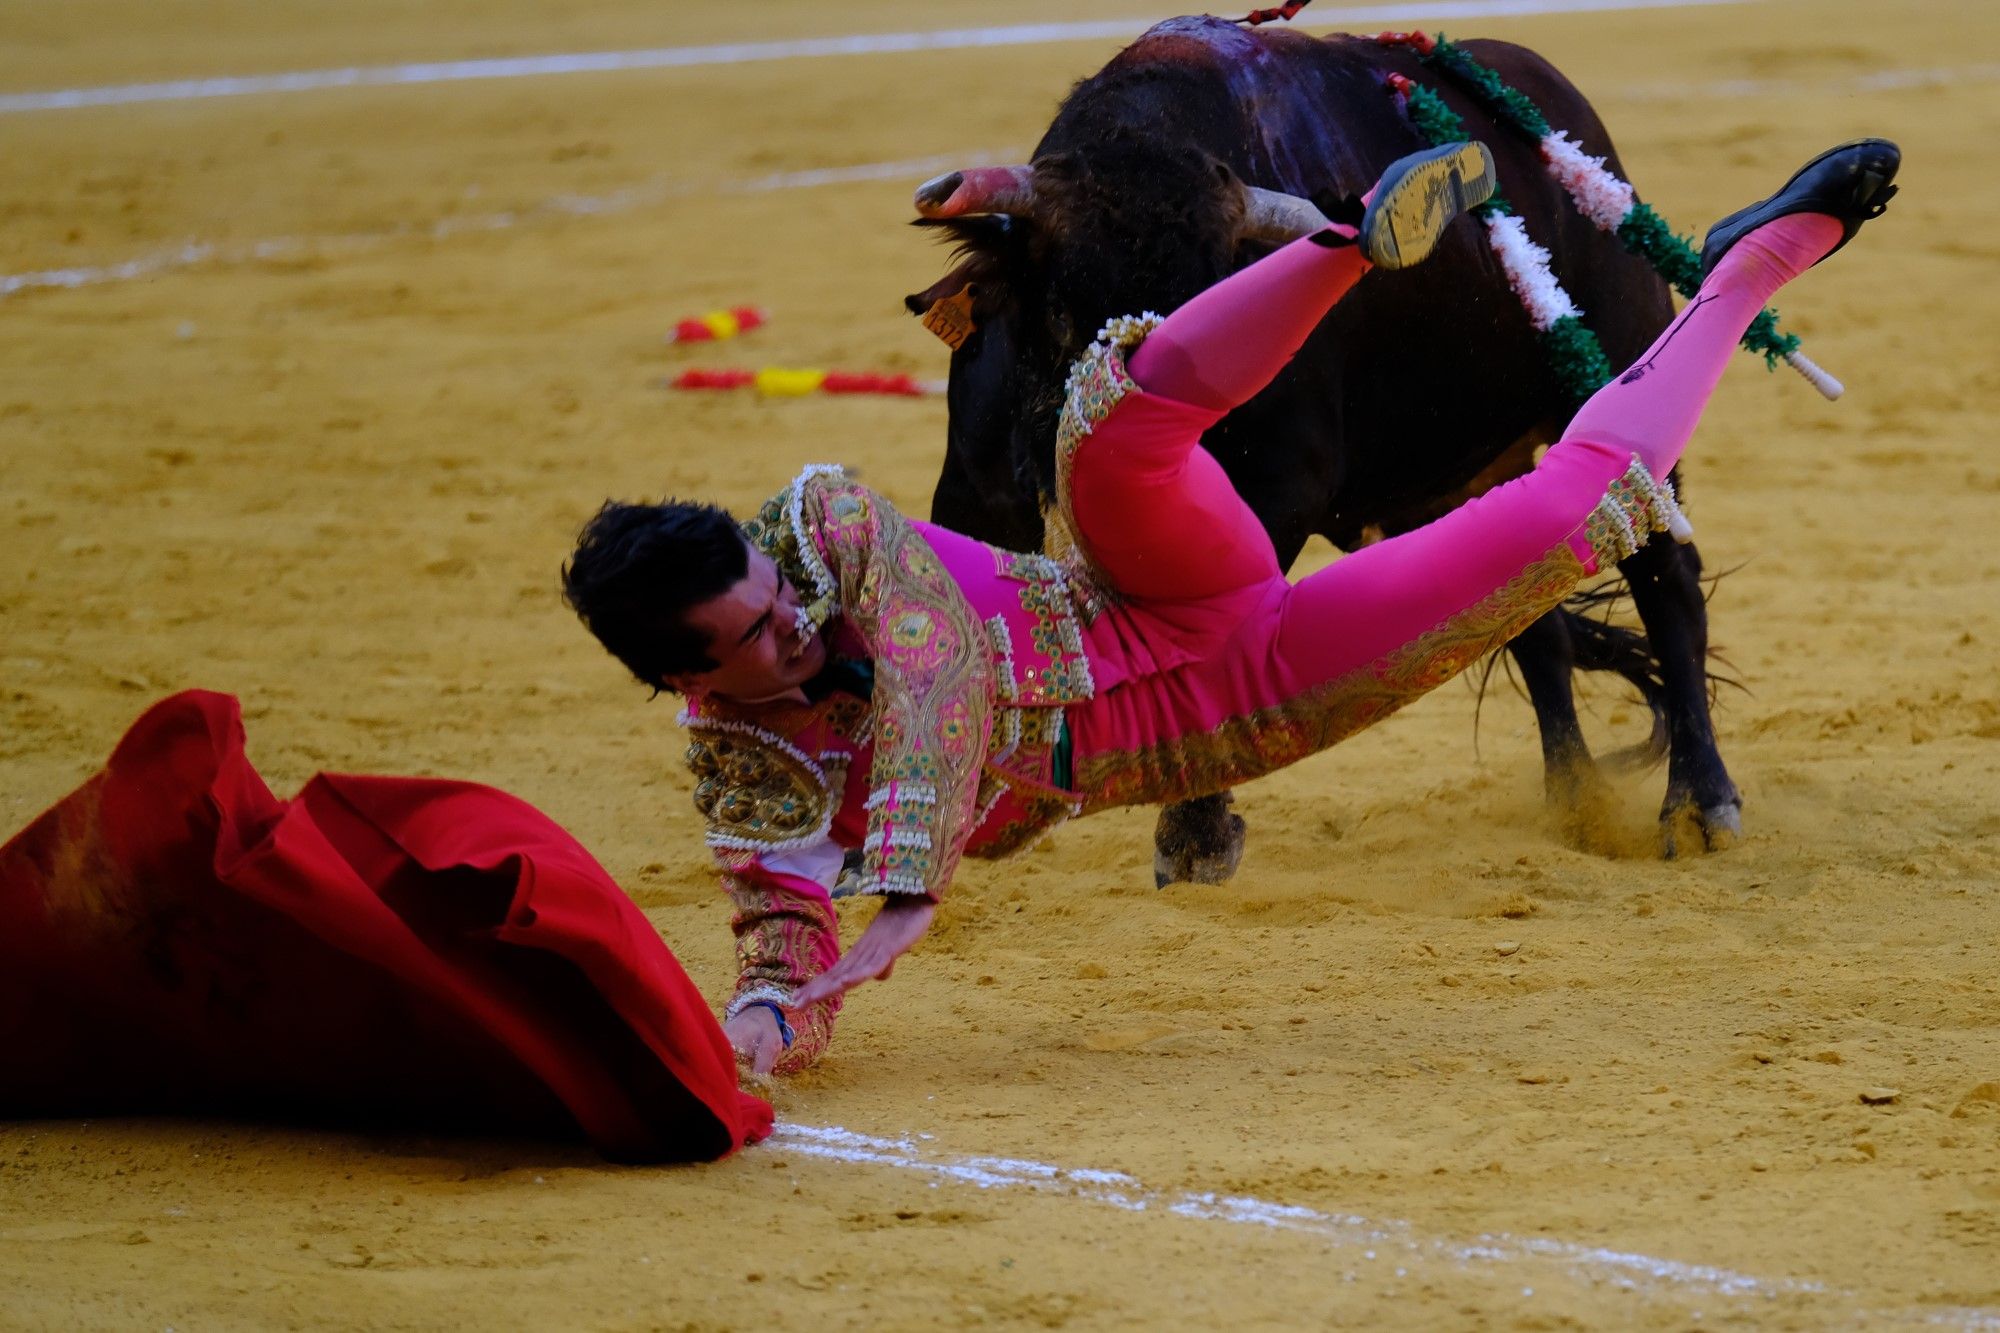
920, 285, 978, 350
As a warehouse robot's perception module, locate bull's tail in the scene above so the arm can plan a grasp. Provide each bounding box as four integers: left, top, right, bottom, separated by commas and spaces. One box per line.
1550, 573, 1742, 771
1476, 576, 1741, 771
1555, 593, 1670, 771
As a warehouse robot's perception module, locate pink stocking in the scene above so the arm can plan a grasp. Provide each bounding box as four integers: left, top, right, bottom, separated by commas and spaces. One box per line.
1269, 212, 1847, 694
1068, 230, 1367, 602
1559, 213, 1843, 476
1069, 213, 1850, 806
1126, 227, 1366, 412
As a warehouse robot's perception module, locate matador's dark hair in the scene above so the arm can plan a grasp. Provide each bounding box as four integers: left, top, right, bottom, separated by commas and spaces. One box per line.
561, 499, 747, 692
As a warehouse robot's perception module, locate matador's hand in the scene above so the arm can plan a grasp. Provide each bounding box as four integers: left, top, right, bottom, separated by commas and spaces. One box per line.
795, 895, 937, 1005
725, 1006, 785, 1076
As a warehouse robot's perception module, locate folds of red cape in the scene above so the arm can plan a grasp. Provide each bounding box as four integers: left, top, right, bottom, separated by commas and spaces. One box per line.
0, 690, 772, 1163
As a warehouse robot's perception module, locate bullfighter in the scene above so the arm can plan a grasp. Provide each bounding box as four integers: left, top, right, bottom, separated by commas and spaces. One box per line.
562, 139, 1900, 1073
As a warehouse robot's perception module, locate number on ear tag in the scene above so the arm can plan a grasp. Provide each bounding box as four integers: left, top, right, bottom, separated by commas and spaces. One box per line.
920, 285, 978, 349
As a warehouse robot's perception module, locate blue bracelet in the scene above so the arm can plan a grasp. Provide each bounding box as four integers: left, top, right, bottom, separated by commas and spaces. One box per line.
741, 1000, 795, 1049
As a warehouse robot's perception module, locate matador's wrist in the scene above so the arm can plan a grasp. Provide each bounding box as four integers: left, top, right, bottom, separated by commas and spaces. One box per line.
737, 1000, 795, 1049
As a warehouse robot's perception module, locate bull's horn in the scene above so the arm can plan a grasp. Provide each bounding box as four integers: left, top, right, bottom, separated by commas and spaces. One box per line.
914, 165, 1037, 218
1237, 185, 1332, 244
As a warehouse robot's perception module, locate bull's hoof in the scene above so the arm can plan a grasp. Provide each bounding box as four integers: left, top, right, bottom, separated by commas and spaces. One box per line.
1152, 796, 1247, 888
1542, 752, 1608, 813
1548, 770, 1620, 857
1660, 798, 1744, 859
1153, 814, 1246, 887
1697, 800, 1745, 852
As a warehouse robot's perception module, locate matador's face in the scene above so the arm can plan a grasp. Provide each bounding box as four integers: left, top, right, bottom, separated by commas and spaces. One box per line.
670, 543, 828, 705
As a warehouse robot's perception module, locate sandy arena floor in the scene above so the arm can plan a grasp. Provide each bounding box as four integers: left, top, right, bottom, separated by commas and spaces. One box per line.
3, 0, 1999, 1327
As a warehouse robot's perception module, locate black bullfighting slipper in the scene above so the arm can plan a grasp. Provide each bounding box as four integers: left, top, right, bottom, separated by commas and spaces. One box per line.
1700, 138, 1900, 277
1358, 141, 1497, 270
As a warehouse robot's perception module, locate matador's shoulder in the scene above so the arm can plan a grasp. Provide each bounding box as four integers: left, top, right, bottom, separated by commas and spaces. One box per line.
678, 702, 846, 856
739, 465, 842, 634
737, 463, 899, 637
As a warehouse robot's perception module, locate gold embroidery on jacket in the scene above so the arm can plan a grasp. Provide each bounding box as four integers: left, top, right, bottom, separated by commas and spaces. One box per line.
994, 551, 1097, 706
693, 466, 1099, 890
682, 717, 841, 853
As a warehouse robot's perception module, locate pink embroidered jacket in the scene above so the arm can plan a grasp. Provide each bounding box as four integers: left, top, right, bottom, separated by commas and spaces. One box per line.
679, 466, 1097, 1071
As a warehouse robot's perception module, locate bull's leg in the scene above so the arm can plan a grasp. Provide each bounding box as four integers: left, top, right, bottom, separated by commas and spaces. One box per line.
1382, 433, 1615, 838
1153, 792, 1247, 888
1617, 532, 1741, 855
1505, 609, 1611, 823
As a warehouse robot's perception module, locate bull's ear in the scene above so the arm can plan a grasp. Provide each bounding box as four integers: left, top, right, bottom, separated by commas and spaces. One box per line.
904, 214, 1024, 344
906, 265, 982, 348
918, 284, 979, 349
905, 264, 974, 316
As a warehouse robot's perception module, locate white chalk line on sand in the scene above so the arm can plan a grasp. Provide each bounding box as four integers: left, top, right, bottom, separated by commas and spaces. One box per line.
0, 148, 1026, 299
0, 0, 1748, 115
771, 1123, 2000, 1329
6, 57, 1994, 303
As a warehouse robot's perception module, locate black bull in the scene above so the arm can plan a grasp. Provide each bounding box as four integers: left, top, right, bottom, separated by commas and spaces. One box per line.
903, 19, 1740, 880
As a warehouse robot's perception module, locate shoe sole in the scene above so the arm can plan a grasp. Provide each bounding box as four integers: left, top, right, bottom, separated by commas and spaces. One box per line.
1361, 141, 1497, 270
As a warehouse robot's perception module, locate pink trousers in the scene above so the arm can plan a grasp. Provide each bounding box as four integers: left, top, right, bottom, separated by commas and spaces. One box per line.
1065, 216, 1842, 810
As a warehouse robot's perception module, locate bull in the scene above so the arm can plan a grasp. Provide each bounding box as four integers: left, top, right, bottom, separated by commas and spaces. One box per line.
903, 17, 1741, 883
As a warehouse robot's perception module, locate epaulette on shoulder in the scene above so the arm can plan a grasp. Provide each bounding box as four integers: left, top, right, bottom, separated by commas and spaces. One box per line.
677, 708, 837, 854
739, 463, 845, 635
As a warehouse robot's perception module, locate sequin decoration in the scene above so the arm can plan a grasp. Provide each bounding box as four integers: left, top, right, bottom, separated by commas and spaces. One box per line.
739, 464, 846, 639
995, 551, 1097, 706
800, 473, 994, 900
1044, 313, 1163, 612
692, 470, 1082, 900
682, 718, 837, 853
1584, 455, 1693, 568
720, 871, 841, 1076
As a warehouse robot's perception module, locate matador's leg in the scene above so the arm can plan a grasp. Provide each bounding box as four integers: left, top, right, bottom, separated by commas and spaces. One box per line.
1074, 140, 1899, 809
1063, 144, 1495, 605
1270, 209, 1852, 694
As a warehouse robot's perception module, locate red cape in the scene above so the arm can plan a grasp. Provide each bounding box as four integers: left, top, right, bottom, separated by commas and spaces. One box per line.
0, 691, 771, 1162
